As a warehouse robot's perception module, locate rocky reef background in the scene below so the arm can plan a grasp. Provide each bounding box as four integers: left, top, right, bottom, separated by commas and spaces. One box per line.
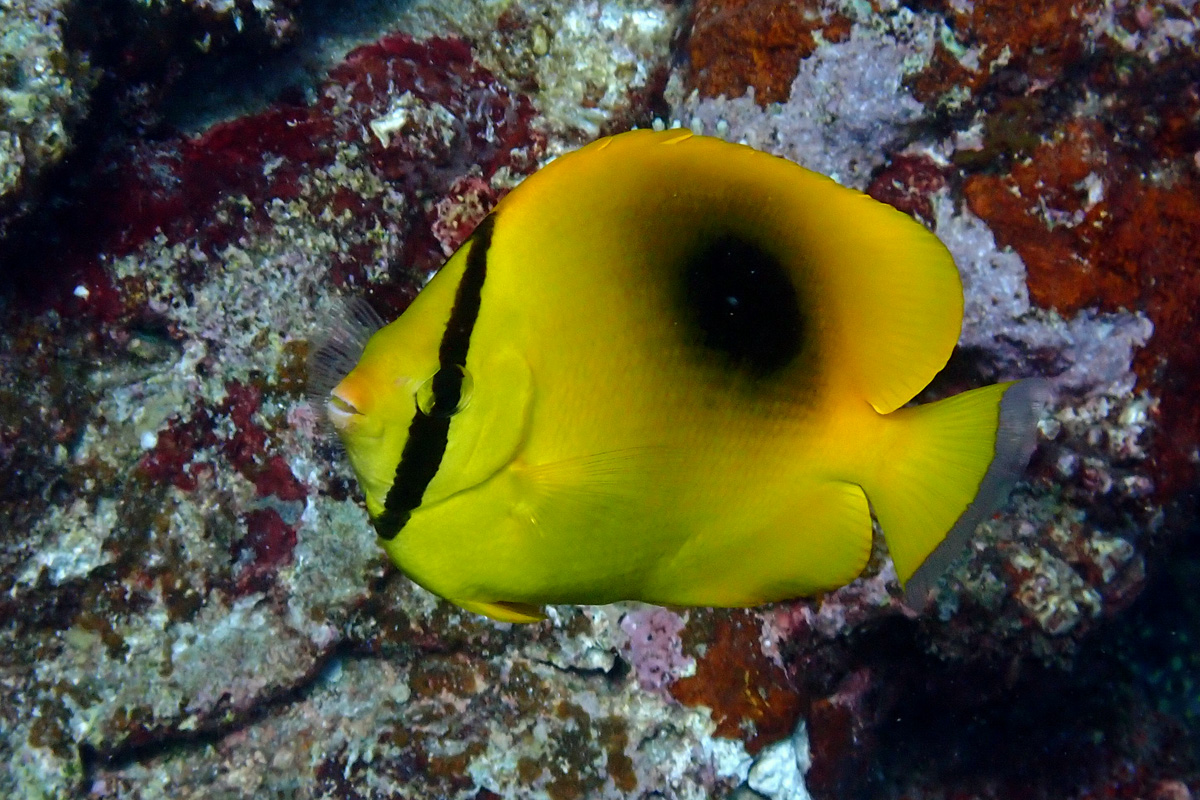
1, 1, 1198, 798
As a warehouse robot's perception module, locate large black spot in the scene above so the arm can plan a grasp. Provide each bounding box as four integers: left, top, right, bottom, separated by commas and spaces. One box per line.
681, 235, 804, 377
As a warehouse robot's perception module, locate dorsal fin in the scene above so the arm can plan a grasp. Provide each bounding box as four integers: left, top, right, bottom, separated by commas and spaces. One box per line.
496, 129, 963, 413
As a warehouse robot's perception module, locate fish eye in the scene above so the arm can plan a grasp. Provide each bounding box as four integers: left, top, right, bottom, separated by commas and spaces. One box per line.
415, 365, 473, 418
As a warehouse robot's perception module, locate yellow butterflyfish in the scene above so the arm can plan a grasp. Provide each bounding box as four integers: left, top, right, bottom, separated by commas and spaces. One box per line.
309, 129, 1041, 624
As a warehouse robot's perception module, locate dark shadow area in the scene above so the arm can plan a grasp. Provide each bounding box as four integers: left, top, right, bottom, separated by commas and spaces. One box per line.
162, 0, 420, 133
863, 521, 1200, 799
0, 0, 418, 312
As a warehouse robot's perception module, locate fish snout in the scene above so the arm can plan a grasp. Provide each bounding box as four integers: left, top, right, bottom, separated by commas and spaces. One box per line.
327, 380, 368, 432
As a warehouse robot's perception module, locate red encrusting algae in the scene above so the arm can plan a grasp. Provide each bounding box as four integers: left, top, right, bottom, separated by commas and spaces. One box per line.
669, 610, 804, 754
39, 33, 543, 323
964, 116, 1200, 495
865, 155, 948, 226
685, 0, 852, 105
236, 508, 299, 595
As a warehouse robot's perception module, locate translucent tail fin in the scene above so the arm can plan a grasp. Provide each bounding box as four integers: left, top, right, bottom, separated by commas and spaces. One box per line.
862, 380, 1047, 609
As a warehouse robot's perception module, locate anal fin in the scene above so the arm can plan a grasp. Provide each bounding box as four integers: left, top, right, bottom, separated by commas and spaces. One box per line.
644, 479, 874, 607
453, 598, 546, 624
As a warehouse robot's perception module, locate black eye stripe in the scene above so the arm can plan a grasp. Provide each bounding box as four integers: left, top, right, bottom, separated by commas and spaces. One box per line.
426, 366, 464, 418
374, 214, 495, 541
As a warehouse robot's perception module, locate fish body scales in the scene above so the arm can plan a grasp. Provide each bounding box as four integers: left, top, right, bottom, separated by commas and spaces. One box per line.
314, 130, 1041, 622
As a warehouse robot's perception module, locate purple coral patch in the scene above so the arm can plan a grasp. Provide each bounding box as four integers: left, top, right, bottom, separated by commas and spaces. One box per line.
619, 607, 691, 692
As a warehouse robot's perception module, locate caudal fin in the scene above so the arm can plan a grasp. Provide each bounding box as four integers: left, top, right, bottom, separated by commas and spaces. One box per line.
862, 380, 1047, 609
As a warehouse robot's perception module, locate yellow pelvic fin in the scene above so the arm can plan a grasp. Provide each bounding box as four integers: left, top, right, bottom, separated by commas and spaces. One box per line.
453, 598, 546, 624
861, 380, 1045, 608
644, 479, 873, 608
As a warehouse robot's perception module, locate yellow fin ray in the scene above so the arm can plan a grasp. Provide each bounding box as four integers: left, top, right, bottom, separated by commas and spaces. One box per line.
862, 380, 1045, 606
644, 479, 873, 607
808, 189, 964, 414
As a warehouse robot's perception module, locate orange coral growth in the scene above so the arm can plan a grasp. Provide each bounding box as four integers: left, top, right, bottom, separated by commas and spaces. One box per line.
909, 0, 1104, 104
686, 0, 851, 105
959, 0, 1103, 81
669, 611, 803, 753
964, 116, 1200, 492
963, 120, 1132, 312
1108, 183, 1200, 493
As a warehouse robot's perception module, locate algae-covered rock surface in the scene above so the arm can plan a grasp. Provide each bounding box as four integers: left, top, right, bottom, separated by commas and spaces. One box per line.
1, 1, 1198, 798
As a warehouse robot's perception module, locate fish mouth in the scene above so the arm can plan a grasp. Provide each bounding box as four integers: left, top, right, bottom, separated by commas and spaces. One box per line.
306, 297, 384, 435
326, 387, 364, 432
